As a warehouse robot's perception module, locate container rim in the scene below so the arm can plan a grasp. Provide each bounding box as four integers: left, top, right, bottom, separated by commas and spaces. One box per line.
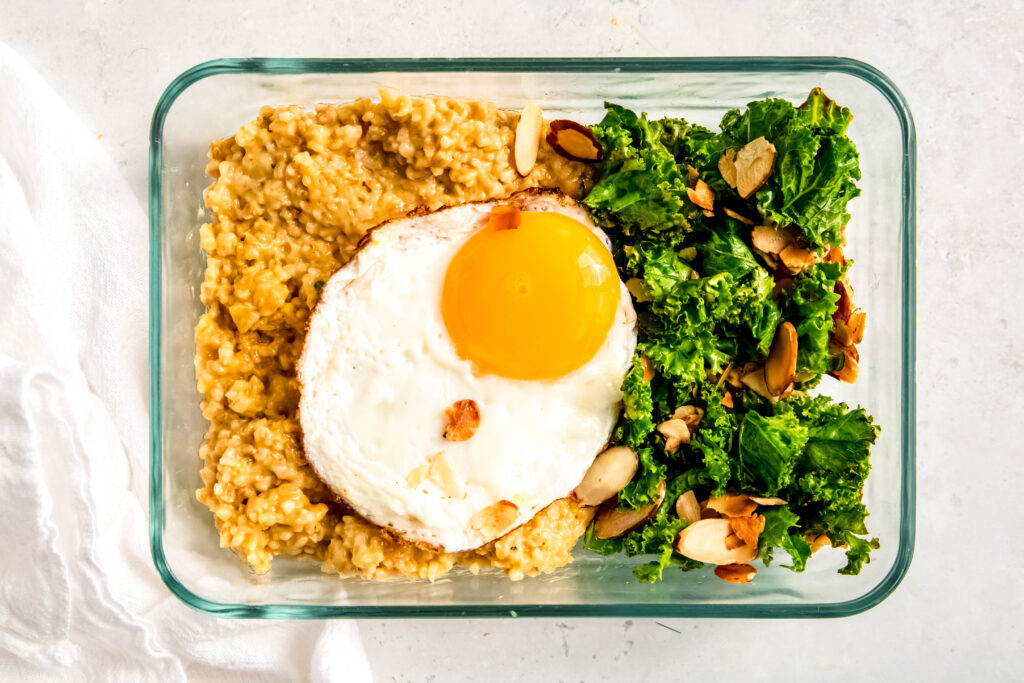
149, 56, 916, 619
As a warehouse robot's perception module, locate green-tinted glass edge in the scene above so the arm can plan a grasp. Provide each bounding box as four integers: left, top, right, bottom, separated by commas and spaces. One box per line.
148, 57, 916, 619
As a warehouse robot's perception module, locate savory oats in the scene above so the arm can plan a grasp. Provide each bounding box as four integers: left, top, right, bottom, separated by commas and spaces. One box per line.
194, 89, 593, 578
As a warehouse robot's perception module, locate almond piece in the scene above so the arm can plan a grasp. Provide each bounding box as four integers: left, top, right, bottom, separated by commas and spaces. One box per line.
751, 224, 793, 255
675, 490, 701, 525
724, 207, 755, 225
469, 500, 519, 538
749, 496, 787, 506
546, 119, 603, 162
834, 279, 853, 321
706, 495, 758, 518
740, 364, 774, 401
834, 308, 866, 347
830, 346, 859, 383
714, 563, 757, 584
686, 165, 700, 188
573, 446, 639, 506
779, 243, 818, 275
657, 418, 690, 452
721, 391, 734, 409
593, 480, 666, 539
513, 104, 543, 176
724, 533, 746, 550
488, 204, 521, 231
671, 405, 704, 432
826, 245, 846, 265
765, 321, 798, 396
686, 179, 715, 211
674, 518, 757, 565
718, 149, 738, 188
808, 532, 832, 555
442, 399, 480, 441
729, 514, 766, 547
735, 136, 776, 199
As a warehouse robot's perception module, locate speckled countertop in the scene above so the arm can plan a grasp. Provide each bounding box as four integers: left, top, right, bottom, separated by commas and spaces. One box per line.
3, 0, 1021, 679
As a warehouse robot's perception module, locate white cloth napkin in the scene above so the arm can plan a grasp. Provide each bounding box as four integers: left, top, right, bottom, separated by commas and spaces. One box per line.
0, 43, 371, 682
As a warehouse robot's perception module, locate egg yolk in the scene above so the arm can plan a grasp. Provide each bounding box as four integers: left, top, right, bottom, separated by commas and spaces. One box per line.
442, 210, 620, 380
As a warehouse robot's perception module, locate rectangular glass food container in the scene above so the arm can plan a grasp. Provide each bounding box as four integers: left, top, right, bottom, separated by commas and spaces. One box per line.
149, 57, 916, 619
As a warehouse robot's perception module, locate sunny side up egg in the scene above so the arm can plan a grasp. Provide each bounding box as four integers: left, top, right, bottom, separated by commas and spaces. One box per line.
297, 189, 637, 552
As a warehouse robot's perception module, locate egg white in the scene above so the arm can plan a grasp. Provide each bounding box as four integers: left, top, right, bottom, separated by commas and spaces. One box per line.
298, 191, 637, 552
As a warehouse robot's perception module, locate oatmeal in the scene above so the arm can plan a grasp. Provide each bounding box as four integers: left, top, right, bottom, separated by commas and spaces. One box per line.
194, 90, 593, 577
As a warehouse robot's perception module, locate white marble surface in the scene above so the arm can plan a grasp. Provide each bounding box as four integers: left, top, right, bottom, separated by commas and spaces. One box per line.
3, 0, 1022, 680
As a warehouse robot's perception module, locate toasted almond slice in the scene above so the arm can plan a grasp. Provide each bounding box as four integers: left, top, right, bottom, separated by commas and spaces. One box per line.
808, 532, 832, 555
513, 104, 543, 176
686, 164, 700, 188
749, 496, 787, 506
779, 243, 818, 275
751, 224, 792, 255
735, 136, 776, 199
686, 179, 715, 211
675, 490, 701, 525
625, 278, 651, 303
765, 322, 798, 396
834, 309, 866, 347
723, 364, 746, 389
593, 480, 666, 539
740, 364, 774, 401
488, 204, 522, 231
657, 418, 690, 452
724, 533, 746, 550
443, 399, 481, 441
546, 120, 603, 161
470, 499, 519, 538
721, 391, 734, 409
826, 244, 846, 265
670, 405, 704, 431
674, 518, 757, 565
830, 347, 859, 383
718, 149, 738, 188
729, 514, 766, 547
724, 207, 755, 225
834, 279, 853, 321
640, 356, 655, 383
714, 563, 757, 584
573, 446, 639, 506
706, 495, 758, 518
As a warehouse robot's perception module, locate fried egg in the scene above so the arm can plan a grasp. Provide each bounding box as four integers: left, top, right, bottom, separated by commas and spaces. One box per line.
298, 189, 637, 552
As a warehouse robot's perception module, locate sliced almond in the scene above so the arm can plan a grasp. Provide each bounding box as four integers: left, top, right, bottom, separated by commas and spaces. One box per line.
706, 495, 758, 518
625, 278, 651, 303
729, 514, 766, 547
546, 119, 603, 162
735, 136, 776, 199
714, 563, 757, 584
834, 279, 853, 321
593, 480, 665, 539
779, 243, 818, 275
751, 224, 792, 255
469, 499, 519, 538
749, 496, 787, 506
513, 104, 543, 176
487, 204, 521, 231
765, 321, 798, 396
671, 405, 704, 432
573, 446, 639, 506
833, 308, 866, 347
718, 149, 738, 188
721, 391, 734, 409
657, 418, 690, 453
724, 533, 746, 550
830, 346, 860, 383
740, 364, 774, 401
674, 518, 757, 565
724, 364, 746, 389
675, 490, 701, 525
808, 532, 832, 555
826, 245, 846, 265
723, 207, 755, 225
640, 356, 655, 383
443, 399, 481, 441
686, 165, 700, 188
686, 179, 715, 211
